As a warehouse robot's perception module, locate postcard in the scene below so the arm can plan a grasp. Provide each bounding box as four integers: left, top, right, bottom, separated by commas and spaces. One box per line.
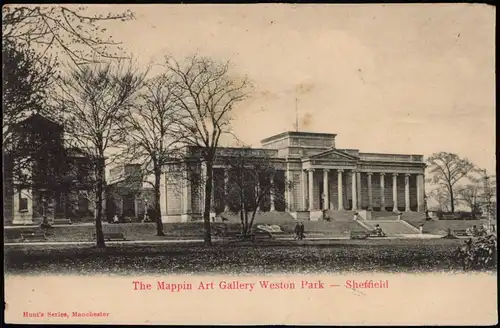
3, 3, 497, 326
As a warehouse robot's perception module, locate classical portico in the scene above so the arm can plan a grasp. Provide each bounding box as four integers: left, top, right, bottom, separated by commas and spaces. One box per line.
161, 131, 426, 222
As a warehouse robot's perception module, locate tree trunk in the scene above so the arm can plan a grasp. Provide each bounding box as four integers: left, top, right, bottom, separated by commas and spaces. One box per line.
203, 162, 213, 246
95, 158, 106, 248
450, 187, 455, 214
248, 209, 258, 234
244, 209, 249, 236
153, 167, 165, 236
239, 186, 245, 233
239, 209, 244, 233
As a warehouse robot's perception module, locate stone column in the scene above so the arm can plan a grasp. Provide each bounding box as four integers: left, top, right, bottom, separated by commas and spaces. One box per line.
184, 168, 192, 214
392, 173, 398, 212
380, 173, 386, 211
405, 173, 411, 212
301, 169, 307, 210
270, 173, 275, 211
134, 196, 139, 217
367, 172, 373, 211
416, 173, 425, 212
159, 173, 168, 219
337, 169, 344, 210
356, 171, 362, 209
351, 171, 357, 210
224, 168, 230, 212
308, 169, 314, 211
285, 168, 292, 211
200, 163, 207, 214
323, 169, 329, 210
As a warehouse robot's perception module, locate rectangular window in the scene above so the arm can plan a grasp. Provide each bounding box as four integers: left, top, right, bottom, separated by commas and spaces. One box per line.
19, 195, 28, 212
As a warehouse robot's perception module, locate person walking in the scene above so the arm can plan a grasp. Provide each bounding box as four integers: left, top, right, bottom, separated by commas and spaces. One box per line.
294, 222, 301, 240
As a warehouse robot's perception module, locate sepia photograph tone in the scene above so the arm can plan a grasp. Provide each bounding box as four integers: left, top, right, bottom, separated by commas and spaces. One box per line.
3, 3, 497, 325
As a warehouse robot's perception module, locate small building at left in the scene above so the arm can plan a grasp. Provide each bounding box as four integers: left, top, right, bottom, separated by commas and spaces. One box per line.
3, 113, 98, 225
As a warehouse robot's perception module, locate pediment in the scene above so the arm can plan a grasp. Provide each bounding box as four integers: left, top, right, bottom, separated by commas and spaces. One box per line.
308, 149, 359, 161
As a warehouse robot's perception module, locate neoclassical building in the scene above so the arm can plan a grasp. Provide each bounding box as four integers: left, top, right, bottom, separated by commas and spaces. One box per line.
160, 131, 426, 222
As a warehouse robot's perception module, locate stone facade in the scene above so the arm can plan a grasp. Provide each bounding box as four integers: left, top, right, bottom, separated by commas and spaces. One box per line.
161, 132, 426, 222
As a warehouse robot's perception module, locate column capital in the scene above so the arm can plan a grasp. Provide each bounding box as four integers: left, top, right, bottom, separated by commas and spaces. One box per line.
380, 172, 386, 176
405, 173, 411, 177
337, 169, 344, 173
393, 173, 399, 177
366, 172, 373, 176
323, 168, 330, 172
307, 168, 315, 172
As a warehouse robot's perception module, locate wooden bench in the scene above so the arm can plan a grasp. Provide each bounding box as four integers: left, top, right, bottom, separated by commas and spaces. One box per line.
350, 230, 370, 240
21, 231, 47, 242
452, 229, 470, 236
92, 232, 127, 241
453, 229, 470, 237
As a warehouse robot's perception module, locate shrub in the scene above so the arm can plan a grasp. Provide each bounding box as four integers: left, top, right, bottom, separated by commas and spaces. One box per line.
454, 234, 497, 270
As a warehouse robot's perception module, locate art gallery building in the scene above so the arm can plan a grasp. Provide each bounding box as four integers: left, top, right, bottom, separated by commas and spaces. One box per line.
159, 131, 426, 222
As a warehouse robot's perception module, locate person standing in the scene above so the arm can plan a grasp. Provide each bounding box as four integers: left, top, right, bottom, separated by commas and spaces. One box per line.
299, 222, 305, 240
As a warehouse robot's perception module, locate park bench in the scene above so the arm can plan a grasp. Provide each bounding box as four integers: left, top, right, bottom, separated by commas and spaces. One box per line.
453, 229, 470, 237
350, 230, 370, 240
92, 232, 127, 241
221, 230, 274, 241
20, 231, 47, 242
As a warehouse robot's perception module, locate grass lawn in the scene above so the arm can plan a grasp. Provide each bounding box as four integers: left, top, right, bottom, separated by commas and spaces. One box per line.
4, 238, 479, 275
5, 221, 363, 242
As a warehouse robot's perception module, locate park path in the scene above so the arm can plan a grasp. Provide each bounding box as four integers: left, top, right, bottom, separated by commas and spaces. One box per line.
3, 234, 445, 247
4, 236, 349, 246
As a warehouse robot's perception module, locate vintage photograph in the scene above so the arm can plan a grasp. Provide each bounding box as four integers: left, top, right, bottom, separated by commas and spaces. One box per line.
3, 3, 496, 325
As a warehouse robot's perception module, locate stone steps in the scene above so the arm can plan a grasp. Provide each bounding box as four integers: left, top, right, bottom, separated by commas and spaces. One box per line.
371, 211, 425, 221
362, 220, 420, 235
324, 210, 356, 221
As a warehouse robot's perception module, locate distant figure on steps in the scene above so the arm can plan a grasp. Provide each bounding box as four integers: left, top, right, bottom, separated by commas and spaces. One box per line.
373, 224, 385, 237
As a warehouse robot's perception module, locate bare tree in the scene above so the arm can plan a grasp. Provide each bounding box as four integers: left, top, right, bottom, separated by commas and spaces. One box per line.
2, 5, 134, 66
55, 61, 147, 248
456, 184, 482, 218
2, 39, 56, 148
473, 169, 496, 223
218, 148, 290, 238
428, 186, 452, 212
165, 55, 252, 246
123, 73, 183, 235
426, 152, 476, 214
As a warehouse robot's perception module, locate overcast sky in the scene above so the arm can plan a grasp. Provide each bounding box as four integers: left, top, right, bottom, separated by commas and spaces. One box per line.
92, 4, 495, 173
